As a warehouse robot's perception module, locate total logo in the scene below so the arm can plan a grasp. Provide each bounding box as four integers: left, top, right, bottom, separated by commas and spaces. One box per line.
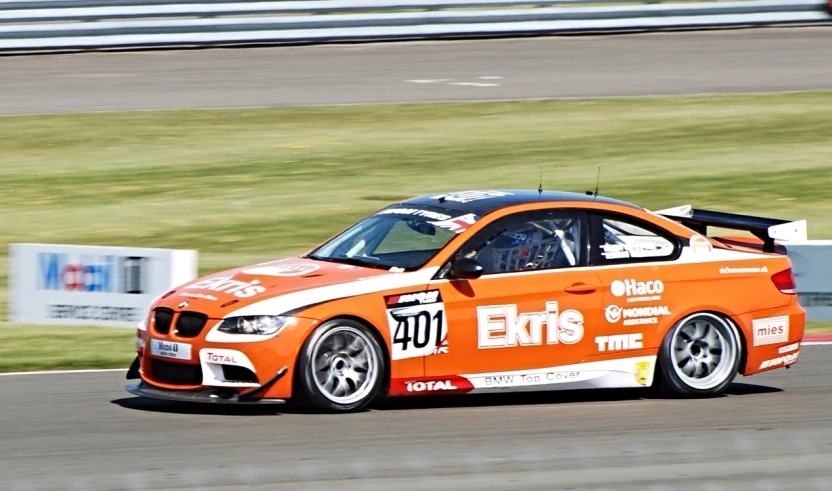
477, 301, 584, 349
759, 352, 799, 369
204, 352, 238, 364
185, 276, 266, 298
605, 304, 672, 325
405, 380, 459, 392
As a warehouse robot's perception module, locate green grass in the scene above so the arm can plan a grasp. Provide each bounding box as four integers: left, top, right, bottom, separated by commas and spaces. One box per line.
0, 323, 135, 372
805, 322, 832, 336
2, 91, 832, 371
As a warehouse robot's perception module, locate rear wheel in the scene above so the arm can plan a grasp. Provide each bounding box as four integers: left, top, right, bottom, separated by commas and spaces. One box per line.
658, 312, 741, 397
295, 318, 385, 412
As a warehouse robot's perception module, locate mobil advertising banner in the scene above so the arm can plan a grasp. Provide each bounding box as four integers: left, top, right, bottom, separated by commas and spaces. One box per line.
9, 243, 198, 327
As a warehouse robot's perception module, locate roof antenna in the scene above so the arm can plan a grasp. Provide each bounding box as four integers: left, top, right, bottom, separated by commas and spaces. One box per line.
586, 166, 601, 198
538, 169, 543, 195
594, 166, 600, 198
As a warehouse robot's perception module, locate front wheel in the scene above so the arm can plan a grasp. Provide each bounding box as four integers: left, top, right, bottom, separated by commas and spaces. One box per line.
658, 312, 742, 397
295, 318, 385, 412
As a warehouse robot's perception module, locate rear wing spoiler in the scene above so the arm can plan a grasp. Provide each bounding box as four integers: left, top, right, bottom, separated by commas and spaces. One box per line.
652, 205, 807, 253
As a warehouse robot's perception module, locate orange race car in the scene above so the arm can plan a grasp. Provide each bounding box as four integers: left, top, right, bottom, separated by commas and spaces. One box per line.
126, 189, 807, 412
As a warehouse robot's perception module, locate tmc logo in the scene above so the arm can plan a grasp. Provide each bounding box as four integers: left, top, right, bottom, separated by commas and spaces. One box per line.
38, 253, 147, 294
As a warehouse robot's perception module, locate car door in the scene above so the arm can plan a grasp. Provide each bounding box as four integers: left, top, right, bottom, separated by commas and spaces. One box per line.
424, 207, 605, 381
585, 210, 682, 360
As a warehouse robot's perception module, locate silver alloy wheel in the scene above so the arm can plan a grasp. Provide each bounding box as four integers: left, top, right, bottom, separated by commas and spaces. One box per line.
311, 325, 378, 405
670, 313, 739, 390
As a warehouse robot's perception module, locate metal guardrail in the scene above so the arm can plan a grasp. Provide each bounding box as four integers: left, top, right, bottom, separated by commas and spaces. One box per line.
0, 0, 829, 52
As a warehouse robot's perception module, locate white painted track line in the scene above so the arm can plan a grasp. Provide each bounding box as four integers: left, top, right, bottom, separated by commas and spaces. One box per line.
0, 368, 128, 377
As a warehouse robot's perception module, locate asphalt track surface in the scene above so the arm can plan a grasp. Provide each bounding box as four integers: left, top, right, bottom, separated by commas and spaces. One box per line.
3, 26, 832, 491
0, 346, 830, 491
1, 26, 832, 115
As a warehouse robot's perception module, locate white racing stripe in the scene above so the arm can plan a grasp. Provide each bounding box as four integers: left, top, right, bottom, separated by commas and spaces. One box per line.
226, 266, 440, 318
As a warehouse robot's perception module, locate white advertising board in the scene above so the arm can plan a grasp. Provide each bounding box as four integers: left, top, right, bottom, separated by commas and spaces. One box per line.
781, 240, 832, 321
9, 243, 198, 327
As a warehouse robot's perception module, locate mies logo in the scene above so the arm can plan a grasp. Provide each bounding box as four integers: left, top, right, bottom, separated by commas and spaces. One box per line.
38, 253, 148, 294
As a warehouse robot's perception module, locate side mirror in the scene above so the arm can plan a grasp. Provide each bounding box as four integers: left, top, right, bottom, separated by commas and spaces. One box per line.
448, 257, 484, 280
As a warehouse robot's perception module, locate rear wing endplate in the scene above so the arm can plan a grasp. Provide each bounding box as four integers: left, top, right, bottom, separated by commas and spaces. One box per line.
652, 205, 807, 253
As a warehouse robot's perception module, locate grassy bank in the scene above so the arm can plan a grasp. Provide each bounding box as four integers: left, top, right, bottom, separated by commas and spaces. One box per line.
0, 323, 135, 372
2, 91, 832, 370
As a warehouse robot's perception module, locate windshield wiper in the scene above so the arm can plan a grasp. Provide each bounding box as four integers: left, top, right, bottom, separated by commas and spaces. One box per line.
306, 254, 391, 270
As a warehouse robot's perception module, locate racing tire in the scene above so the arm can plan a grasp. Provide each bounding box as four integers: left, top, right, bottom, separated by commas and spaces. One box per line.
657, 312, 742, 398
295, 318, 386, 413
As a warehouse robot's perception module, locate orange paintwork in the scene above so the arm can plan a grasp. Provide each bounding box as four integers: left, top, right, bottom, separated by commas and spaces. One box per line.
134, 198, 806, 401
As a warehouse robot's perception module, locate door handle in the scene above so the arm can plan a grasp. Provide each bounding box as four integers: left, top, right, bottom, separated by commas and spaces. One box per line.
564, 283, 597, 294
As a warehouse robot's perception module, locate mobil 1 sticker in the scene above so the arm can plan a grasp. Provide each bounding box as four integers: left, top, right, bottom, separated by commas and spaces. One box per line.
385, 290, 448, 361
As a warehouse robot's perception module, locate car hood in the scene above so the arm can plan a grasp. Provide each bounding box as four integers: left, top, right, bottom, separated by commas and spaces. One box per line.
155, 257, 437, 319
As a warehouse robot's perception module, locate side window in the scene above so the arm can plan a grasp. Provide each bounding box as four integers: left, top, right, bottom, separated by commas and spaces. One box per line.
458, 210, 585, 274
594, 214, 677, 263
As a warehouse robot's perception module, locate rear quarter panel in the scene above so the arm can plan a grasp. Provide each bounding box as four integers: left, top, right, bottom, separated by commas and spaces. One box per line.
588, 244, 803, 376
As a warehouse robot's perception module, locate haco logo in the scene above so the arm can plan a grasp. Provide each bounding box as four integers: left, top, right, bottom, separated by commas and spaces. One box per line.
605, 305, 671, 325
185, 276, 266, 298
38, 253, 147, 294
610, 279, 664, 298
759, 352, 799, 369
477, 301, 584, 348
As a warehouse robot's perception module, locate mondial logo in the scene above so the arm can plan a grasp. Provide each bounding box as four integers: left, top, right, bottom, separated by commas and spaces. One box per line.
605, 305, 622, 323
605, 304, 672, 325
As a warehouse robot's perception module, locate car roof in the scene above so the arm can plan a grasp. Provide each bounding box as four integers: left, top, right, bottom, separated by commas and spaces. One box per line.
399, 189, 643, 216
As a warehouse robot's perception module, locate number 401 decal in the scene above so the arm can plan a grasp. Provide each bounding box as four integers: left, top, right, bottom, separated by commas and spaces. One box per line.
385, 290, 449, 360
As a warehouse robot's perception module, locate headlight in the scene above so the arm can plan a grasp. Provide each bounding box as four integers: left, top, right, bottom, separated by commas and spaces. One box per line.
217, 316, 293, 335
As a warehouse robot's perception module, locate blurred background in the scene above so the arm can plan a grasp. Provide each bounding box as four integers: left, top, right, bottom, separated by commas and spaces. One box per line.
1, 0, 832, 490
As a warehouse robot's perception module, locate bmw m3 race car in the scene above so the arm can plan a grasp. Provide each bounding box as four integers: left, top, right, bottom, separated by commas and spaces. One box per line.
126, 189, 807, 412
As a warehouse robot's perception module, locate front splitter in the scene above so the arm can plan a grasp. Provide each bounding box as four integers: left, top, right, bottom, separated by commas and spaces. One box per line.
126, 381, 287, 405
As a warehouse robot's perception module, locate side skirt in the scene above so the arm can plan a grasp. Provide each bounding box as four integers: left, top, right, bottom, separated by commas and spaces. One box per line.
389, 355, 658, 396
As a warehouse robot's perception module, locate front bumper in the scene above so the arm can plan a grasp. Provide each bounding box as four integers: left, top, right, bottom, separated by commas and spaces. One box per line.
133, 315, 318, 400
126, 360, 289, 405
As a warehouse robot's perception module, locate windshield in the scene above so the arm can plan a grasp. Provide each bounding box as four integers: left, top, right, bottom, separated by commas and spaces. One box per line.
307, 206, 476, 270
